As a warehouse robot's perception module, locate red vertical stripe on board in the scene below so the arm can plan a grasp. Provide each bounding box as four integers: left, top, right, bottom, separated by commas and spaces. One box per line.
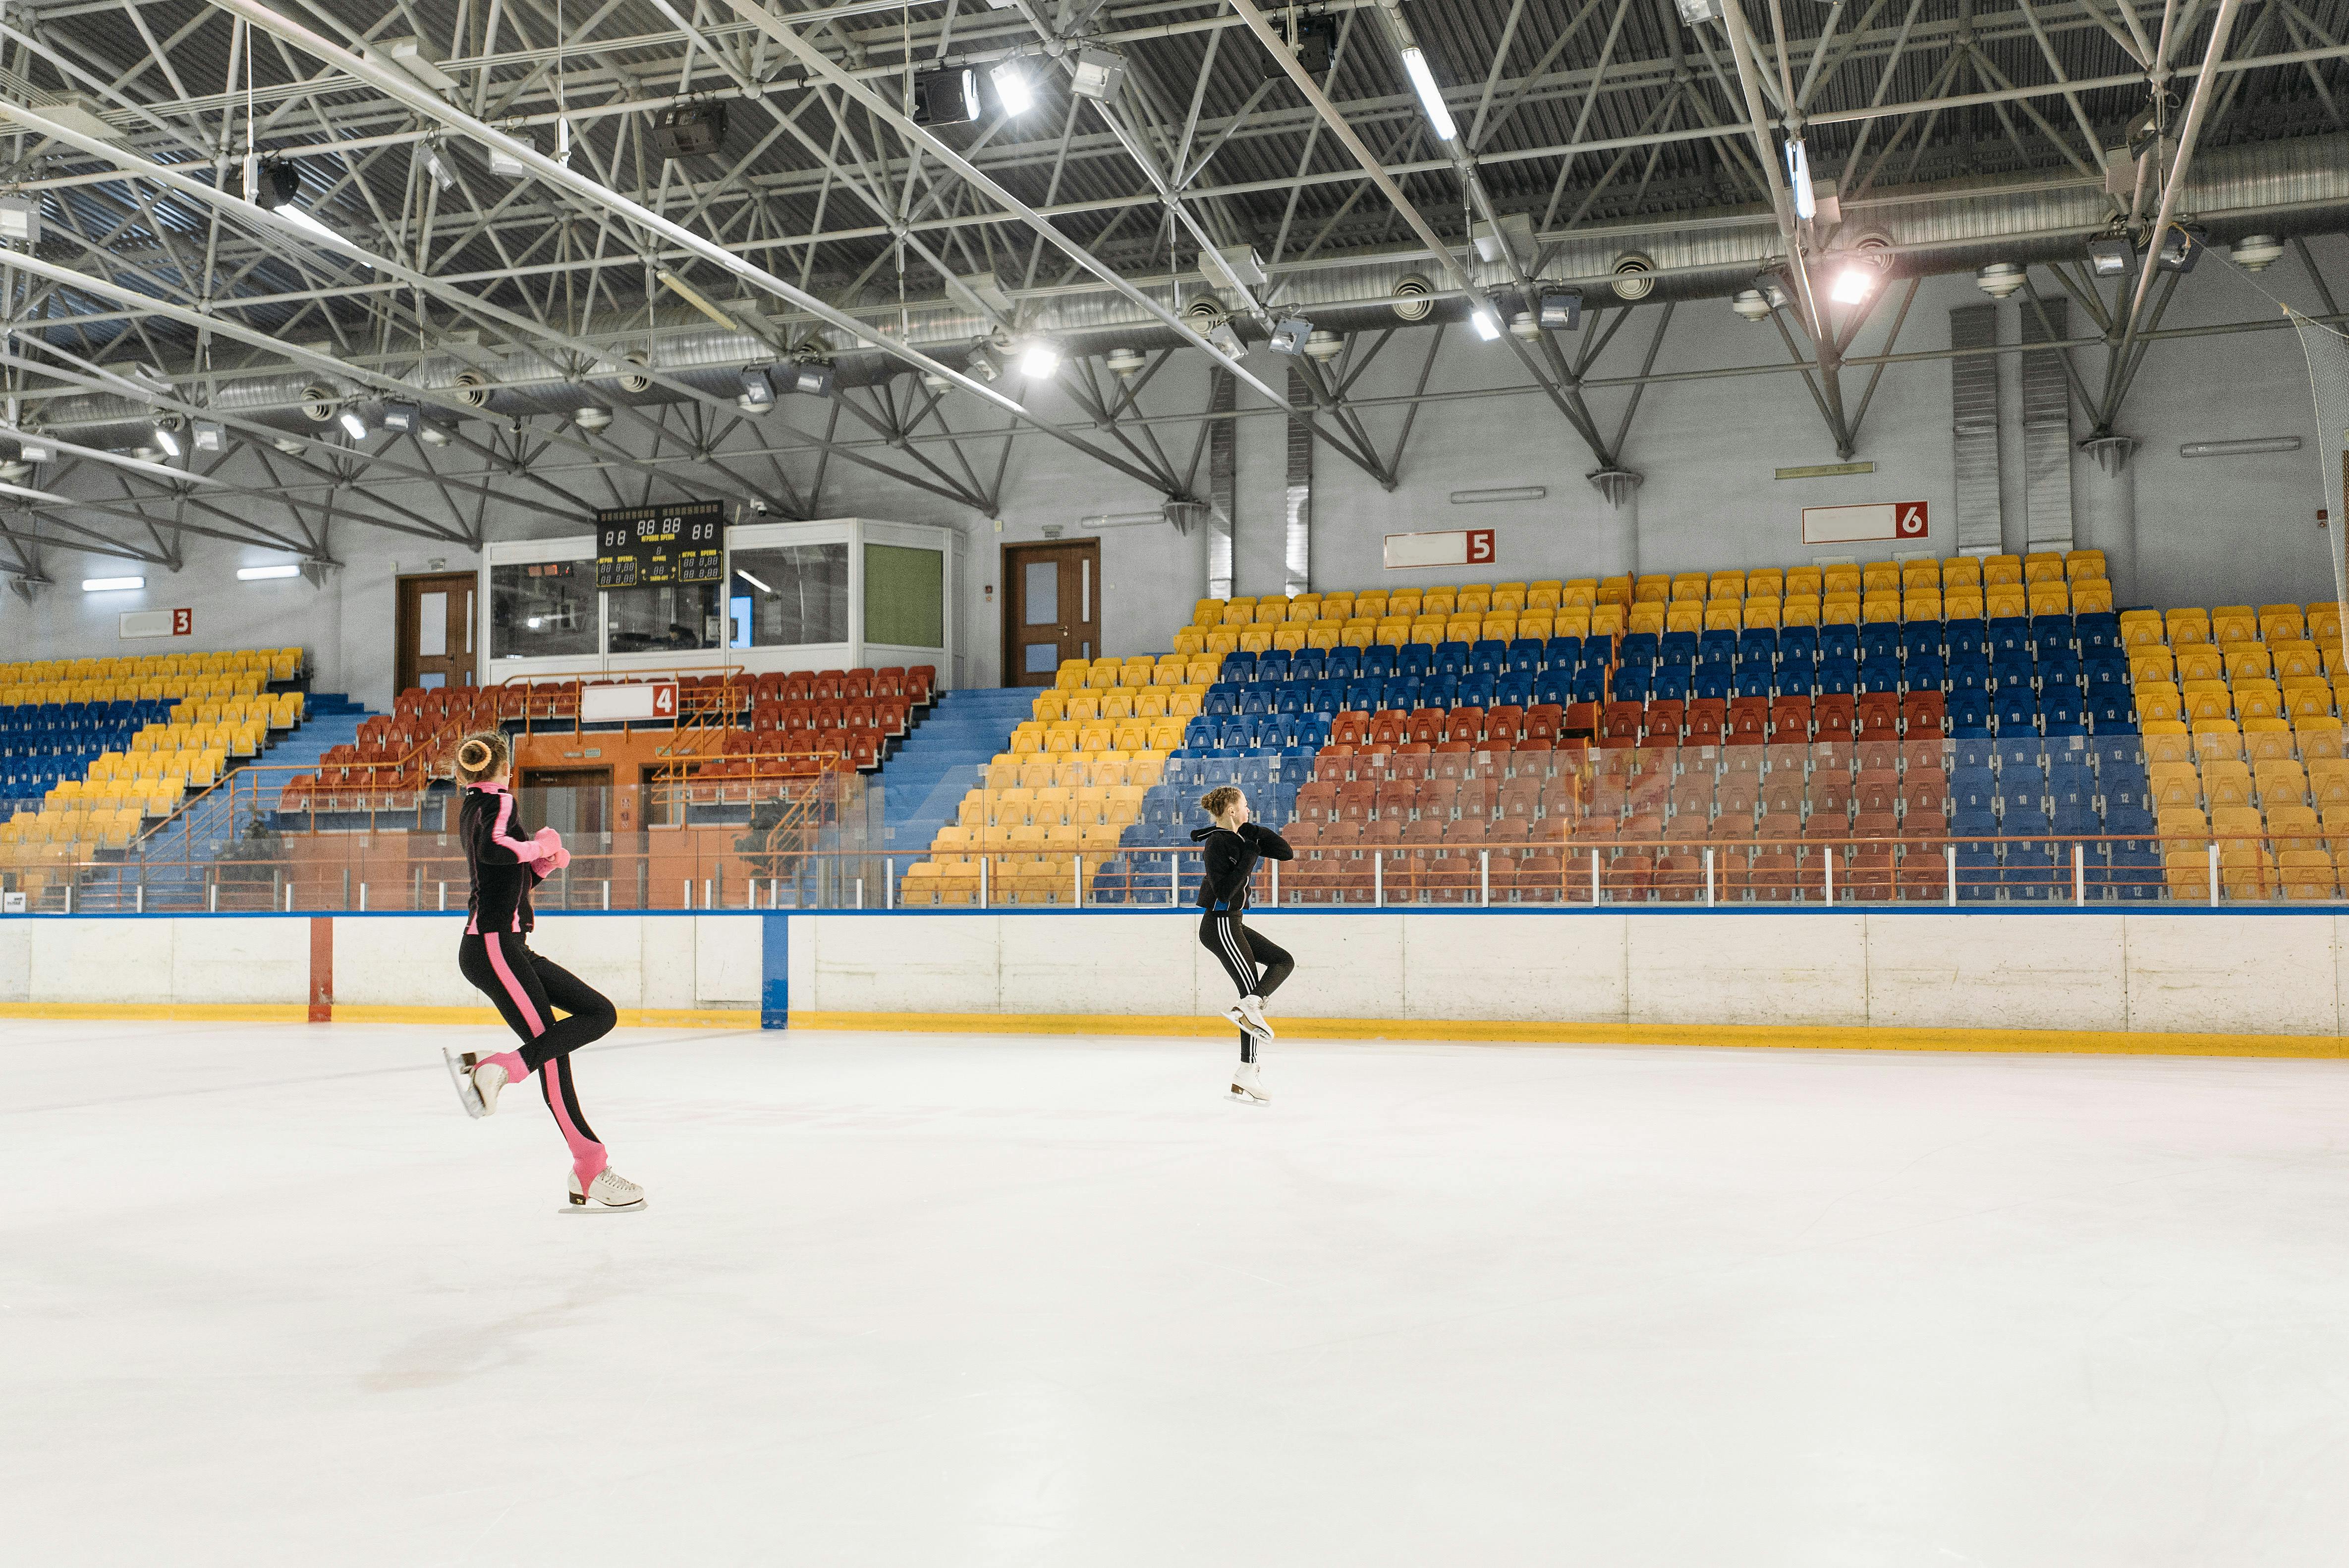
308, 916, 334, 1023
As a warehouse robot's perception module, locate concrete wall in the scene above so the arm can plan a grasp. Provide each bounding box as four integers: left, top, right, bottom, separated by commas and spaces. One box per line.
7, 237, 2341, 698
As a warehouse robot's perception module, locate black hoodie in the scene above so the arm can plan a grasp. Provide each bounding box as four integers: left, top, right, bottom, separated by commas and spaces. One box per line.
1190, 821, 1293, 911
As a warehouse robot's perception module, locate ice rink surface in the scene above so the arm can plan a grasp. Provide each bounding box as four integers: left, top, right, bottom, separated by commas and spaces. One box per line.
7, 1019, 2349, 1567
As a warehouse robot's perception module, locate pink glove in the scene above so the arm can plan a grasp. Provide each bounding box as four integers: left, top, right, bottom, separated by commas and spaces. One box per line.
532, 826, 564, 864
545, 845, 572, 871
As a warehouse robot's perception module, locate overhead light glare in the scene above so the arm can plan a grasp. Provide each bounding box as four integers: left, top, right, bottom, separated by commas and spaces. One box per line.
991, 57, 1035, 117
736, 569, 775, 595
1469, 307, 1502, 342
153, 427, 180, 458
1830, 265, 1875, 304
81, 576, 144, 593
337, 409, 368, 440
238, 563, 301, 581
1398, 46, 1457, 141
1016, 339, 1062, 379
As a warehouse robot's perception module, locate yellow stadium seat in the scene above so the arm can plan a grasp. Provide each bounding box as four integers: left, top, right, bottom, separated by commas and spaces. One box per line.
1422, 588, 1457, 617
1980, 555, 2022, 587
2298, 715, 2345, 759
1665, 604, 1703, 633
1388, 591, 1423, 618
2176, 646, 2225, 682
2212, 607, 2259, 645
2027, 584, 2069, 616
1781, 596, 1820, 627
1942, 590, 1984, 621
2167, 608, 2212, 646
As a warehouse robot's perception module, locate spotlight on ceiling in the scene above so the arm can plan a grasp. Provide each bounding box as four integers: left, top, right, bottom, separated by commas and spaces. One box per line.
1206, 320, 1244, 357
1267, 317, 1313, 356
1468, 307, 1503, 342
16, 439, 52, 464
0, 196, 38, 245
2085, 233, 2136, 278
1784, 138, 1815, 220
1509, 312, 1540, 341
738, 365, 777, 410
990, 57, 1036, 117
910, 68, 978, 128
2152, 222, 2206, 275
1537, 288, 1583, 331
247, 156, 300, 212
964, 345, 1005, 383
1731, 288, 1773, 321
153, 426, 181, 458
1976, 262, 2026, 298
337, 408, 368, 440
1015, 338, 1063, 379
779, 362, 837, 397
380, 401, 420, 434
2231, 233, 2285, 272
1068, 47, 1127, 101
421, 143, 457, 191
574, 405, 613, 431
1830, 264, 1877, 305
192, 419, 225, 453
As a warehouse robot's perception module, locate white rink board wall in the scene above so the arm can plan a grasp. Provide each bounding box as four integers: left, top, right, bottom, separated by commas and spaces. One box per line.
0, 915, 763, 1014
790, 912, 2349, 1039
0, 911, 2344, 1040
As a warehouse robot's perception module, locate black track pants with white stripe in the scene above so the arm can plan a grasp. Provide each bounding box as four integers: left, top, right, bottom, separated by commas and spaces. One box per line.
1199, 911, 1294, 1063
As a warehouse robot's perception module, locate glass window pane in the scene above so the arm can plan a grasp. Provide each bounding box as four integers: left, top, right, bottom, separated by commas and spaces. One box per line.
1023, 641, 1059, 673
1024, 561, 1059, 625
607, 580, 723, 654
730, 544, 849, 646
491, 560, 597, 661
863, 543, 944, 647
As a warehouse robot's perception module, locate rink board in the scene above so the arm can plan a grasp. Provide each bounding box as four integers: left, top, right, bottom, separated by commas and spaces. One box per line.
0, 909, 2342, 1053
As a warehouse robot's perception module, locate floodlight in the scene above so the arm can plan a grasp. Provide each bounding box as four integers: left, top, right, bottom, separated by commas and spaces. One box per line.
738, 365, 777, 409
911, 68, 978, 127
1675, 0, 1723, 19
1206, 320, 1244, 357
381, 401, 420, 434
1537, 288, 1583, 330
1830, 265, 1876, 304
192, 419, 225, 452
488, 138, 537, 178
991, 57, 1035, 116
16, 440, 52, 463
1469, 306, 1502, 342
337, 408, 368, 440
1398, 46, 1457, 141
1016, 338, 1063, 379
0, 197, 37, 244
2085, 233, 2135, 278
1068, 47, 1126, 101
153, 427, 180, 458
780, 362, 837, 397
1267, 317, 1313, 356
421, 144, 457, 191
2152, 222, 2205, 275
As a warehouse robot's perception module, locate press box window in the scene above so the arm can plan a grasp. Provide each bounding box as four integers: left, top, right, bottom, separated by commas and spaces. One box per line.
728, 543, 850, 647
607, 580, 723, 653
491, 560, 597, 660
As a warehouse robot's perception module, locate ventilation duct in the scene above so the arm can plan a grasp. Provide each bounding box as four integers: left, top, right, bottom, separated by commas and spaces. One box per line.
2017, 299, 2075, 553
1950, 304, 2003, 556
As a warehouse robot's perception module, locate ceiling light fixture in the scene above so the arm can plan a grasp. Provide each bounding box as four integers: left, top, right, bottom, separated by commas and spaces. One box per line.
2231, 234, 2285, 272
1469, 307, 1502, 342
1206, 320, 1244, 357
1398, 46, 1457, 141
337, 409, 368, 440
238, 563, 301, 581
1016, 339, 1063, 379
2085, 233, 2136, 278
152, 427, 180, 458
421, 144, 457, 191
81, 576, 144, 593
779, 362, 837, 397
1268, 317, 1313, 356
991, 57, 1036, 116
1068, 47, 1127, 101
1830, 265, 1876, 304
1785, 139, 1815, 220
192, 420, 225, 452
1537, 289, 1583, 330
1732, 288, 1773, 321
1975, 262, 2026, 298
738, 365, 777, 409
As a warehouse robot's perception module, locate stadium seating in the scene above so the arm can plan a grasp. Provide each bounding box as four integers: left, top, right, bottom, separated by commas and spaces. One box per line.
0, 648, 306, 879
904, 552, 2349, 905
276, 665, 935, 811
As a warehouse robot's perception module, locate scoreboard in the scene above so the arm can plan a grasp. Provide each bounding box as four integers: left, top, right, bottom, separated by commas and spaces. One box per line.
595, 500, 727, 588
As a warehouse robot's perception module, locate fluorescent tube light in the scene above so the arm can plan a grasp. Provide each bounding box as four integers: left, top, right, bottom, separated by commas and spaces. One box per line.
238, 563, 301, 581
82, 576, 144, 592
1398, 47, 1457, 141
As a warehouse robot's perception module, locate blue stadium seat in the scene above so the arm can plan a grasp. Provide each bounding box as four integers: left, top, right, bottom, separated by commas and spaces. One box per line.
1819, 625, 1859, 662
1435, 642, 1472, 678
1256, 650, 1291, 683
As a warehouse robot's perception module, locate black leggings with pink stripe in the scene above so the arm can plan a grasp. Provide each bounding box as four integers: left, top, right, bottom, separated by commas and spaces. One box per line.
458, 932, 619, 1175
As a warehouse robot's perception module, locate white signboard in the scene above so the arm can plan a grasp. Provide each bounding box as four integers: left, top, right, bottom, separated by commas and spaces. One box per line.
119, 608, 193, 639
1801, 501, 1928, 545
578, 681, 678, 725
1383, 528, 1496, 570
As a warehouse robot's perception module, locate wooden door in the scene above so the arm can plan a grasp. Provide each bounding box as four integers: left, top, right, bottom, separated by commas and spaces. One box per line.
519, 767, 611, 840
396, 572, 478, 692
1001, 539, 1101, 687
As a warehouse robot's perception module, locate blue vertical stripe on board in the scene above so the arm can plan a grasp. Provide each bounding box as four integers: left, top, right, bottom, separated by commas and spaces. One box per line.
761, 913, 788, 1029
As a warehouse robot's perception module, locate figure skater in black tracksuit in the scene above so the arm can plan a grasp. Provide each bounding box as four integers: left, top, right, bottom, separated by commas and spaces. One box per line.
1193, 784, 1294, 1103
440, 729, 642, 1210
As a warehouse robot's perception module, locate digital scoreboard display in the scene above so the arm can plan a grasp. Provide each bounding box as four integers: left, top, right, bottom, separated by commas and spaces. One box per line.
595, 500, 727, 588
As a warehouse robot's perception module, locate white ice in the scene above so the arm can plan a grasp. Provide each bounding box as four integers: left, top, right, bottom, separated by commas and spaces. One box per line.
6, 1019, 2349, 1567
